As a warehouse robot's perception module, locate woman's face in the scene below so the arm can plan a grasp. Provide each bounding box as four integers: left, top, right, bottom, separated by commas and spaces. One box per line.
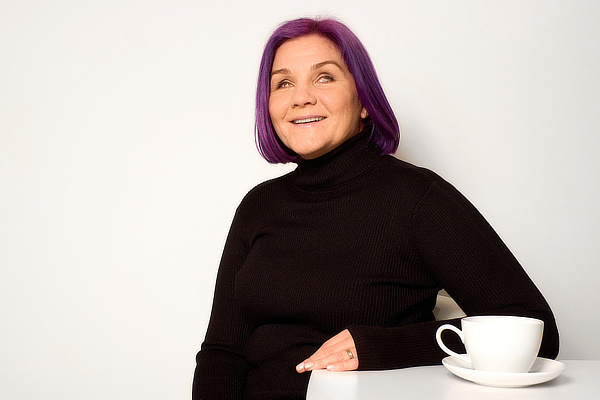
269, 35, 368, 160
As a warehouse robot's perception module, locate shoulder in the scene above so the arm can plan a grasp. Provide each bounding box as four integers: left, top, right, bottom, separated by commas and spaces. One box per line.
243, 171, 291, 199
370, 157, 477, 216
373, 155, 448, 191
234, 171, 293, 215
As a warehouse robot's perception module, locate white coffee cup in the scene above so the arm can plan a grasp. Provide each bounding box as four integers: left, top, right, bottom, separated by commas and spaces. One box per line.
436, 315, 544, 373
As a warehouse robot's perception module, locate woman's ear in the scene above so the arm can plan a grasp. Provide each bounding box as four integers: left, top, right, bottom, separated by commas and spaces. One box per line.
361, 107, 369, 119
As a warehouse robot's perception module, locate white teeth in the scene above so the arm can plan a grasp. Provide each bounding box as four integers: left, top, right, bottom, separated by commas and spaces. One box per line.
293, 117, 326, 124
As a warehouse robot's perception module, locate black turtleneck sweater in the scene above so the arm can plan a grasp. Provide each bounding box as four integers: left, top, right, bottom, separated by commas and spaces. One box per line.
192, 130, 559, 399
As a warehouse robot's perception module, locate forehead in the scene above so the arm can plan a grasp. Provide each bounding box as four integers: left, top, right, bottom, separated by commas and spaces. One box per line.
272, 34, 345, 70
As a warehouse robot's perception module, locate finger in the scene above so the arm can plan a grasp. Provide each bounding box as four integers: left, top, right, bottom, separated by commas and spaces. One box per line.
326, 357, 359, 371
296, 330, 357, 373
297, 347, 357, 372
296, 353, 342, 373
308, 341, 353, 363
308, 330, 354, 360
298, 343, 350, 372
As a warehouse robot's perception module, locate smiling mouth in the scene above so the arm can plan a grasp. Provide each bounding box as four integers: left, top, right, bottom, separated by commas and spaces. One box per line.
292, 117, 326, 124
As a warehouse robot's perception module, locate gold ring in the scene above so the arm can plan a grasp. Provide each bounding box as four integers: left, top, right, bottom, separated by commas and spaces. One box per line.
345, 349, 354, 359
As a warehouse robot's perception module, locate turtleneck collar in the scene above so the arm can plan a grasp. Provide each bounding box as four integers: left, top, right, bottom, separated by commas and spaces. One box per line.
289, 125, 383, 191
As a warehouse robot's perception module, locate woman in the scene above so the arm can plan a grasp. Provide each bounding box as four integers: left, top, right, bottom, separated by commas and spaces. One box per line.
193, 17, 559, 399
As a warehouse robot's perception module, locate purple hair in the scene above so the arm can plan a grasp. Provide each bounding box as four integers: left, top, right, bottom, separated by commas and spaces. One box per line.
255, 17, 400, 163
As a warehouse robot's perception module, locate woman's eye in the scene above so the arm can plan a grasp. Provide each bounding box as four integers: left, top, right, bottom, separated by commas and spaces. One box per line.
274, 80, 292, 90
317, 75, 334, 83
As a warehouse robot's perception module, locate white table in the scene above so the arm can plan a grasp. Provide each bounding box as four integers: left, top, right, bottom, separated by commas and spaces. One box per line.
306, 360, 599, 400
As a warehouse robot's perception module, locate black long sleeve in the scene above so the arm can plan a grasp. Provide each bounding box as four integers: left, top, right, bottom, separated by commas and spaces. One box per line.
193, 130, 559, 399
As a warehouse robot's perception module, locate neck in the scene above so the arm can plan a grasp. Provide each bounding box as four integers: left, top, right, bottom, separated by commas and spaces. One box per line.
290, 125, 383, 190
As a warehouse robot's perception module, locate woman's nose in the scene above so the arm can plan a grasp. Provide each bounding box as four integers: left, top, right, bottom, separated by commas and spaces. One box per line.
291, 84, 317, 108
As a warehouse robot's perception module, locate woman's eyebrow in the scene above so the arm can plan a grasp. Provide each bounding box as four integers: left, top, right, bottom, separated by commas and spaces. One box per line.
271, 68, 290, 77
271, 61, 345, 77
312, 60, 344, 71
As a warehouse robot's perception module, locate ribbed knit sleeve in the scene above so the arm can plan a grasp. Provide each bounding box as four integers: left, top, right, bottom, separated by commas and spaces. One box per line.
192, 204, 253, 400
348, 178, 559, 370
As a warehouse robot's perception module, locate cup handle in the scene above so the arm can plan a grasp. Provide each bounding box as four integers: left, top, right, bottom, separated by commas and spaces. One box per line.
436, 324, 470, 364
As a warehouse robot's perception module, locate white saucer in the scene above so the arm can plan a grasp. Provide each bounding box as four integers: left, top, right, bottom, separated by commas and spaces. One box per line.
442, 356, 565, 388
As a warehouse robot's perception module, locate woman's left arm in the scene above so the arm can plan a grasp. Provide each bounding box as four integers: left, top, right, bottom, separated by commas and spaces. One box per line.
301, 178, 559, 372
409, 178, 560, 360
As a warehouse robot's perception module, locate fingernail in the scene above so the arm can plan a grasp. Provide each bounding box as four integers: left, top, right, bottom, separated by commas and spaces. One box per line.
327, 364, 336, 371
304, 362, 314, 370
296, 363, 304, 372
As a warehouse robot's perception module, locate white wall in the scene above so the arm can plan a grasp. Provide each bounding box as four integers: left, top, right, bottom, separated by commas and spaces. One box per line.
1, 0, 598, 398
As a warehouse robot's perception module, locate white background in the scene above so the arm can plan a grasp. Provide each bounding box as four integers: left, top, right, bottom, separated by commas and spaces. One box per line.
1, 1, 598, 398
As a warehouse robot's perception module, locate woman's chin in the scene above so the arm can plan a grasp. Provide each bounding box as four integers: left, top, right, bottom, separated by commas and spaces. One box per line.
285, 140, 328, 160
295, 146, 332, 160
